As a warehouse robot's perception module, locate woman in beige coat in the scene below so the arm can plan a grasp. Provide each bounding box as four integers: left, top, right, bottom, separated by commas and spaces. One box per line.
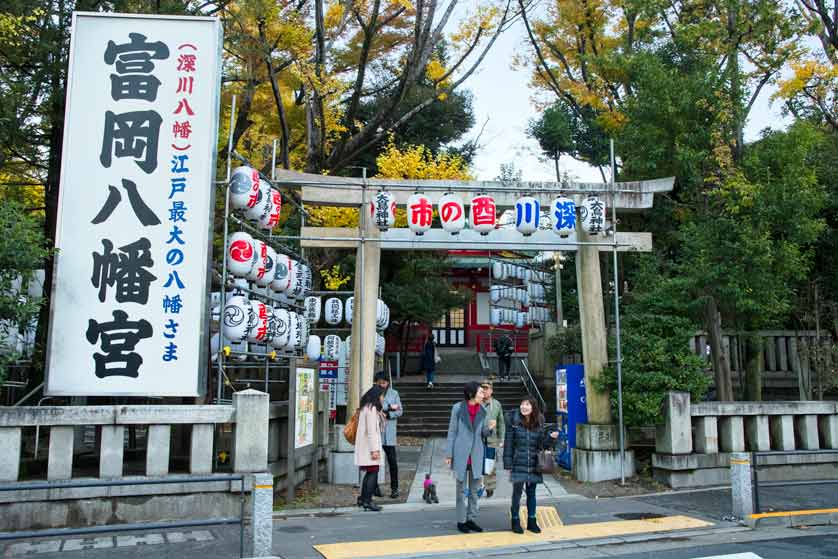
354, 385, 385, 511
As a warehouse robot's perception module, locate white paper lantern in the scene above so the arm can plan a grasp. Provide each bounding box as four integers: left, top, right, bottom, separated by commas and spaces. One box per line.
284, 313, 299, 351
300, 264, 313, 298
515, 196, 540, 236
407, 192, 433, 235
580, 195, 606, 235
375, 334, 386, 356
263, 307, 278, 344
247, 300, 270, 343
226, 232, 256, 277
293, 313, 307, 349
470, 194, 496, 235
323, 334, 341, 361
306, 335, 322, 361
246, 240, 267, 283
245, 178, 273, 222
345, 297, 354, 324
289, 262, 306, 299
491, 262, 504, 280
259, 189, 283, 230
229, 166, 261, 211
271, 308, 291, 349
271, 254, 293, 293
551, 196, 576, 237
370, 190, 397, 231
438, 192, 465, 235
490, 308, 501, 326
222, 295, 251, 342
343, 335, 352, 357
324, 297, 343, 325
515, 311, 526, 329
304, 296, 322, 323
376, 299, 386, 327
256, 245, 277, 288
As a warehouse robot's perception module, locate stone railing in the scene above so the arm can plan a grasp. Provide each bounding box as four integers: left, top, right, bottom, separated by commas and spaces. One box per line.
0, 389, 329, 532
653, 392, 838, 488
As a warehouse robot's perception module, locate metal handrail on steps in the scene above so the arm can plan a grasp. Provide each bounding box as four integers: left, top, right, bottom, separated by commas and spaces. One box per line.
519, 358, 546, 413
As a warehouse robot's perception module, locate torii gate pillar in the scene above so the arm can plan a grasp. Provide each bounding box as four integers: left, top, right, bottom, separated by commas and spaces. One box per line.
575, 225, 611, 425
348, 208, 380, 412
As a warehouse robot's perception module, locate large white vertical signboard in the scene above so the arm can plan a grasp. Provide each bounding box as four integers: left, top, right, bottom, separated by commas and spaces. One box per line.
45, 13, 222, 396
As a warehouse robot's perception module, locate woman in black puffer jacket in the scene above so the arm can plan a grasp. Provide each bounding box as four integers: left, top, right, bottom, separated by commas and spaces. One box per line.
503, 397, 558, 534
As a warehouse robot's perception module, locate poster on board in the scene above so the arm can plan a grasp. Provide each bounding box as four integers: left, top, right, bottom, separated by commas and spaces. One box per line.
295, 367, 315, 449
45, 13, 222, 397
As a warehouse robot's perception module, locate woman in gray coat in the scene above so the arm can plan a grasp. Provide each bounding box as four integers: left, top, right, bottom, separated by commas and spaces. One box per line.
445, 381, 495, 533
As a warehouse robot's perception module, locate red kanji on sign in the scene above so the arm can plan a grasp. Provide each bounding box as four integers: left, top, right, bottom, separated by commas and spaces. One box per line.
409, 197, 433, 227
172, 121, 192, 139
174, 98, 195, 116
177, 54, 197, 72
471, 196, 496, 226
177, 76, 194, 94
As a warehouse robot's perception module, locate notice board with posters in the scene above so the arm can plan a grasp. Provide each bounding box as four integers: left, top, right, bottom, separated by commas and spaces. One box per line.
295, 367, 315, 449
45, 12, 222, 397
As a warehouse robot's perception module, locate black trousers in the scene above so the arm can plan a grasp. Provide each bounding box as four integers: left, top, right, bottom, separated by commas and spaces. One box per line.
498, 355, 512, 378
511, 481, 537, 519
360, 469, 378, 504
382, 445, 399, 491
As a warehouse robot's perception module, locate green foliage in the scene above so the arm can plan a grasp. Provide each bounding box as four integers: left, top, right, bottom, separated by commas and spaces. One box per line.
0, 201, 49, 384
380, 253, 470, 327
596, 257, 710, 426
545, 325, 582, 363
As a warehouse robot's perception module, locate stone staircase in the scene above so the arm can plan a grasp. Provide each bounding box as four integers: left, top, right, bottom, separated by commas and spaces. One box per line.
396, 381, 530, 438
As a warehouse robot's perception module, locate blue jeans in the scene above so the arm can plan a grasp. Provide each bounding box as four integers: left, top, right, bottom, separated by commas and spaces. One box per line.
426, 366, 435, 384
511, 482, 537, 519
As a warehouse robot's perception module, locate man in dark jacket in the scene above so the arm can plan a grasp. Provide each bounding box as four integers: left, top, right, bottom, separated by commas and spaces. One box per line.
492, 334, 514, 381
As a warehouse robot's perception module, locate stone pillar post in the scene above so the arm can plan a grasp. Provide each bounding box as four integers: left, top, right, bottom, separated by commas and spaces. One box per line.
769, 415, 795, 451
349, 206, 381, 412
48, 426, 75, 481
574, 223, 611, 425
730, 452, 754, 522
100, 426, 124, 478
249, 473, 274, 558
0, 427, 22, 481
234, 389, 269, 473
656, 392, 693, 454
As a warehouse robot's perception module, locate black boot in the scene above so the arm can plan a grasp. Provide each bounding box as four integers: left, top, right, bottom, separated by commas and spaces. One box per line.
527, 517, 541, 533
361, 471, 382, 511
511, 518, 524, 534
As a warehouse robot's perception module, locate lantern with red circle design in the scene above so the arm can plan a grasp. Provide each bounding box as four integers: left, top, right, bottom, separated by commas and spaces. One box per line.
226, 231, 256, 277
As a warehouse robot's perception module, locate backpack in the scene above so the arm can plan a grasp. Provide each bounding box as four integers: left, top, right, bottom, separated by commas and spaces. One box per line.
343, 408, 361, 444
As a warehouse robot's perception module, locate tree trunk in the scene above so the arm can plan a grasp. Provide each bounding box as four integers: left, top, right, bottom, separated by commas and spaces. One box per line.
704, 296, 734, 401
744, 332, 763, 401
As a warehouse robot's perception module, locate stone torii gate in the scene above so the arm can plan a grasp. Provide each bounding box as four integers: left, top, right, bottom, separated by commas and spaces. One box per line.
276, 169, 674, 481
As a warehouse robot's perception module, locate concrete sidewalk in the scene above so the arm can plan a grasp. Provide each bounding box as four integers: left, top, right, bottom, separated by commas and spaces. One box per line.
406, 438, 567, 506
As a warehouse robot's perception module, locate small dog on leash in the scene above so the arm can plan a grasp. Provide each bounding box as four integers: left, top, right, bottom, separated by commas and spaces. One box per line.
422, 474, 439, 504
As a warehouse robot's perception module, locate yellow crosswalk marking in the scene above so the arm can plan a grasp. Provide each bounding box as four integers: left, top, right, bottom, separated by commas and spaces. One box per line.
314, 515, 712, 559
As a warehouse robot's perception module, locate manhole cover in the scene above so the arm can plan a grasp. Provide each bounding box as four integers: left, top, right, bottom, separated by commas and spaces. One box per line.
277, 526, 310, 533
613, 512, 665, 521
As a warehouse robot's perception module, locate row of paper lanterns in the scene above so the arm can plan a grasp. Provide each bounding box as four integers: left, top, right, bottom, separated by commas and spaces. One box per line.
229, 166, 283, 231
489, 284, 548, 307
303, 296, 389, 330
490, 306, 551, 327
305, 333, 386, 361
219, 294, 310, 351
226, 231, 312, 300
372, 191, 606, 236
492, 262, 551, 284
